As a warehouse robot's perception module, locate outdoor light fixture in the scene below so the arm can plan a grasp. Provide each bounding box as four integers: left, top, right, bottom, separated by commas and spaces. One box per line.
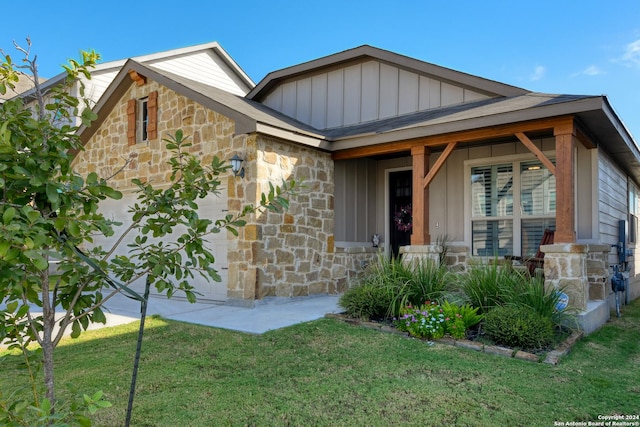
230, 154, 245, 178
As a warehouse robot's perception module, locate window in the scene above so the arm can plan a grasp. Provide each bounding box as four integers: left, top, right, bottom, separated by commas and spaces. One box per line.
127, 91, 157, 146
137, 97, 149, 142
470, 158, 555, 257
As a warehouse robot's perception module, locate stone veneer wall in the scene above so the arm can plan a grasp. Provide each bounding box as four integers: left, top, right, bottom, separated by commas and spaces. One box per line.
73, 78, 375, 304
586, 245, 611, 300
229, 135, 339, 301
73, 82, 241, 191
333, 247, 381, 291
442, 246, 469, 272
74, 81, 262, 303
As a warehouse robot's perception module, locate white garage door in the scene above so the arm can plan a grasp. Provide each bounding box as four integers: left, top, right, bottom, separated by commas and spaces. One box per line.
93, 189, 228, 303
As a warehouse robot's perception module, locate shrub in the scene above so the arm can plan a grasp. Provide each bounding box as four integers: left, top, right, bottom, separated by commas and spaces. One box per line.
483, 306, 555, 351
339, 281, 392, 320
441, 300, 484, 338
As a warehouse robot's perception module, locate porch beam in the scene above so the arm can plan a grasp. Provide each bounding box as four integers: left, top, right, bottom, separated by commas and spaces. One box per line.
423, 141, 457, 188
411, 146, 430, 245
515, 132, 556, 176
554, 121, 577, 243
331, 116, 576, 160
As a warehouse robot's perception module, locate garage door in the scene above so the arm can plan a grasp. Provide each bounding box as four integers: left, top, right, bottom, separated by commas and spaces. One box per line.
93, 189, 228, 303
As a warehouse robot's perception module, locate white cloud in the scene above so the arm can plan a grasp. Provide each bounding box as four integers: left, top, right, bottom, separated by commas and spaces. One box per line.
530, 65, 546, 81
583, 65, 604, 76
571, 65, 605, 77
621, 39, 640, 66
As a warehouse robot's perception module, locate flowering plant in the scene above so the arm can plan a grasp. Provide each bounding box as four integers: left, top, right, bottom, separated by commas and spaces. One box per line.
393, 204, 412, 232
395, 301, 483, 340
394, 301, 446, 340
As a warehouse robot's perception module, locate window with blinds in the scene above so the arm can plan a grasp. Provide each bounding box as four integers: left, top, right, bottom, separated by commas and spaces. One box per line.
471, 164, 513, 256
520, 160, 556, 257
470, 159, 555, 257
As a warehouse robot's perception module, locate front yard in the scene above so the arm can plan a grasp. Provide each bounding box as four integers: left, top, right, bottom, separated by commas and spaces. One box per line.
2, 298, 639, 426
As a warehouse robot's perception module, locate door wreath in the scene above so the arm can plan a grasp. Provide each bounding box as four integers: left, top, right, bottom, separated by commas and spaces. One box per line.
394, 204, 412, 232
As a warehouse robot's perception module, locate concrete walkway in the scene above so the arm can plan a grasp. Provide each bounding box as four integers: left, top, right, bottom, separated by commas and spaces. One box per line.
97, 292, 343, 334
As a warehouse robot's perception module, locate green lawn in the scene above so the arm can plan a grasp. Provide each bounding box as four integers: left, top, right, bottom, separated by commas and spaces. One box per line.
2, 300, 640, 426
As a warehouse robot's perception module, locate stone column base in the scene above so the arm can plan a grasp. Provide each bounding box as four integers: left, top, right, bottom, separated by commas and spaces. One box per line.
541, 243, 588, 312
399, 245, 442, 267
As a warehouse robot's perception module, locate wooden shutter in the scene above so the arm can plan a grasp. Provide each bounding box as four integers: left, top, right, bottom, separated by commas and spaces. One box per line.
147, 91, 158, 140
127, 99, 136, 146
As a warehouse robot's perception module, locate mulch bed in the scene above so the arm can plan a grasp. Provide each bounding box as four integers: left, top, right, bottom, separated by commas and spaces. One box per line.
325, 312, 583, 365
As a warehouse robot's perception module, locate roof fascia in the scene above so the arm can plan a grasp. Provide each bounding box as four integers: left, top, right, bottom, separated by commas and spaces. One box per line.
328, 96, 608, 151
254, 123, 331, 150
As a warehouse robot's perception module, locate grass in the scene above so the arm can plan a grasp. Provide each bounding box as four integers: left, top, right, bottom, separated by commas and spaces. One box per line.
2, 300, 640, 426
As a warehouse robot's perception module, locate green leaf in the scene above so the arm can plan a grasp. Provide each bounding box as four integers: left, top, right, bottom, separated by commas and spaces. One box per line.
46, 184, 60, 206
66, 220, 80, 238
71, 320, 81, 338
0, 241, 10, 258
101, 186, 122, 200
2, 206, 16, 224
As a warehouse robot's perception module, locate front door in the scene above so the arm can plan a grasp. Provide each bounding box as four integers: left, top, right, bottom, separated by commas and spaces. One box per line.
389, 170, 412, 258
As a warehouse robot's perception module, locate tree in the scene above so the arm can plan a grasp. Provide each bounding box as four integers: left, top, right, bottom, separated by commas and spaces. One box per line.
0, 39, 295, 425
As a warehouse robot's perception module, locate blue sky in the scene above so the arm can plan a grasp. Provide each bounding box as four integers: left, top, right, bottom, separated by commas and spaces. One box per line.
3, 1, 640, 139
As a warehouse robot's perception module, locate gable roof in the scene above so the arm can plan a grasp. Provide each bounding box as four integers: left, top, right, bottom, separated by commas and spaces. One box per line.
78, 45, 640, 184
18, 41, 255, 102
247, 45, 529, 101
78, 60, 329, 149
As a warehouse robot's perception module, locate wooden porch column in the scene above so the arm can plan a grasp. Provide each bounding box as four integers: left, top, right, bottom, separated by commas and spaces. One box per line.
411, 146, 430, 245
554, 122, 577, 243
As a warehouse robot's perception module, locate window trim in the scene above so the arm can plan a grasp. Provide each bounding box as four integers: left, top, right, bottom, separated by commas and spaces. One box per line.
127, 91, 158, 146
464, 151, 556, 257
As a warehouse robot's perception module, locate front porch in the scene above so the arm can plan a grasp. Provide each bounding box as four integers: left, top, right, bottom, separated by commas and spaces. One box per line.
333, 115, 624, 334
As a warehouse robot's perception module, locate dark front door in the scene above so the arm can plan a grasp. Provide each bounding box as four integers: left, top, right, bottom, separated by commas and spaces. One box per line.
389, 170, 412, 258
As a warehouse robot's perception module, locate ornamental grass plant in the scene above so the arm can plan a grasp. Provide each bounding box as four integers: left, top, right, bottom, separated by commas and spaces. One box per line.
339, 254, 453, 320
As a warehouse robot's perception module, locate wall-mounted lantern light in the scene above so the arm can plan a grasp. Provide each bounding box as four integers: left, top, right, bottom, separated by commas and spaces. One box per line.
230, 154, 245, 178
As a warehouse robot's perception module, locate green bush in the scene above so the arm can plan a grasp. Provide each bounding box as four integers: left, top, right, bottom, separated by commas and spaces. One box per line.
339, 281, 392, 320
483, 306, 555, 351
441, 301, 483, 329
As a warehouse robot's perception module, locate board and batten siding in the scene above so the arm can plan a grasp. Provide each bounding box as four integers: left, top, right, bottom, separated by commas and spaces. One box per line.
334, 158, 377, 244
598, 151, 628, 246
262, 60, 491, 130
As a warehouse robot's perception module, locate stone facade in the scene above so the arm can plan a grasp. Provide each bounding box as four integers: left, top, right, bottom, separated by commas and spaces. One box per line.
232, 135, 337, 302
586, 245, 611, 301
74, 81, 239, 191
542, 244, 589, 312
74, 78, 344, 304
399, 245, 442, 266
442, 246, 470, 272
333, 247, 381, 291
